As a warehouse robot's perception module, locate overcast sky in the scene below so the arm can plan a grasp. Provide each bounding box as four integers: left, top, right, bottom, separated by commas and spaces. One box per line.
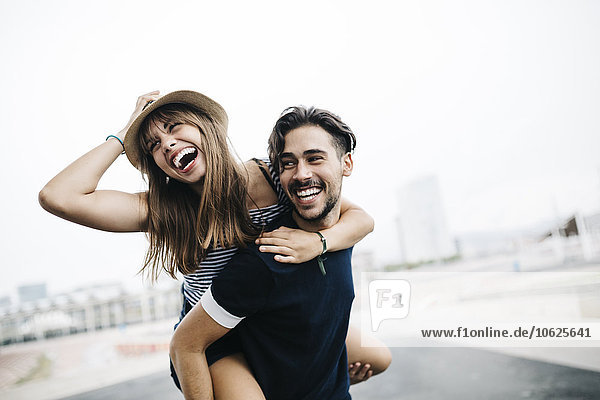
1, 0, 599, 299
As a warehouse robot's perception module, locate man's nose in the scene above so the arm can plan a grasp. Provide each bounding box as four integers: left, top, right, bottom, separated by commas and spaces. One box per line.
294, 161, 312, 181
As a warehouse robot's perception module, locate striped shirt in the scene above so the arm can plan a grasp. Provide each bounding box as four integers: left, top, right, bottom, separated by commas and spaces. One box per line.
182, 159, 291, 306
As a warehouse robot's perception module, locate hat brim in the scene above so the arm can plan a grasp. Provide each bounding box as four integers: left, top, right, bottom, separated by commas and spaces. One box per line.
123, 90, 228, 169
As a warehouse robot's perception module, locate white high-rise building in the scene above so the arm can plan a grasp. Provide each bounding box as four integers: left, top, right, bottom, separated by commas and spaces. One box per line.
397, 175, 456, 263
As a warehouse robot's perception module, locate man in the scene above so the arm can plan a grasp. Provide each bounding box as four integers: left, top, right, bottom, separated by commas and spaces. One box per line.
171, 106, 358, 399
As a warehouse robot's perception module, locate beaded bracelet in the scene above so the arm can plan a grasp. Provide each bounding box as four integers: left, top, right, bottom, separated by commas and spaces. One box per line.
106, 135, 125, 154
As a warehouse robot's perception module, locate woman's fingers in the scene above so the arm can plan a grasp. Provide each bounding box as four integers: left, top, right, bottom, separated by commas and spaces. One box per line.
135, 90, 161, 109
121, 91, 160, 135
257, 227, 321, 264
139, 90, 160, 99
257, 227, 293, 240
255, 236, 288, 246
258, 244, 293, 256
258, 243, 300, 263
273, 255, 297, 263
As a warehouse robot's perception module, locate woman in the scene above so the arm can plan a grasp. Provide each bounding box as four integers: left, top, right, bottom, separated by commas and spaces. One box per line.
39, 90, 391, 398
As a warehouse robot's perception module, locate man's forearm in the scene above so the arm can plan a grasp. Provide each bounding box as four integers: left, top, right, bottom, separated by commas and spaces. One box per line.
172, 349, 214, 400
170, 302, 232, 399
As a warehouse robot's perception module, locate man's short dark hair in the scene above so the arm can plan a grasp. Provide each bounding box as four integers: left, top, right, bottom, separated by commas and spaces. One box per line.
268, 106, 357, 171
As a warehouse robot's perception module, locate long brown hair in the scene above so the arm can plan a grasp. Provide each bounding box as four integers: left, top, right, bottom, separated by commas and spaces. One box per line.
136, 104, 259, 281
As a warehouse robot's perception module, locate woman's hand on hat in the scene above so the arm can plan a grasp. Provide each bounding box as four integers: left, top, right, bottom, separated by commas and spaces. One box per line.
119, 90, 161, 139
256, 226, 323, 264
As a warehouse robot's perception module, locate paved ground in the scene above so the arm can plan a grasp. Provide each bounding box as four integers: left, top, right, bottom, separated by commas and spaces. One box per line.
60, 347, 600, 400
4, 261, 598, 399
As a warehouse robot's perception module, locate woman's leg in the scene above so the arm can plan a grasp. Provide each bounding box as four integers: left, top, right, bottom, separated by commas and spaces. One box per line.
345, 325, 392, 384
209, 352, 265, 400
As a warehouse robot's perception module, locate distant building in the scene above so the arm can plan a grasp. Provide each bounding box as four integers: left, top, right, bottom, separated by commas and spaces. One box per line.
1, 283, 182, 346
18, 283, 47, 303
538, 211, 600, 262
0, 296, 10, 308
397, 175, 456, 263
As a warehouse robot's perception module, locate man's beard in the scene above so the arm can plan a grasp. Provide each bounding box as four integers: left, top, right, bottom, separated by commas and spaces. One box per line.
287, 179, 340, 222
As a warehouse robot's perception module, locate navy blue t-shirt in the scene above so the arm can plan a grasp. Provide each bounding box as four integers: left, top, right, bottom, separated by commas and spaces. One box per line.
201, 213, 354, 400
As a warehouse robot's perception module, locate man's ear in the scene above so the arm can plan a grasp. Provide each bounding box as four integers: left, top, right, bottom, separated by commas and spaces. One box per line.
342, 153, 353, 177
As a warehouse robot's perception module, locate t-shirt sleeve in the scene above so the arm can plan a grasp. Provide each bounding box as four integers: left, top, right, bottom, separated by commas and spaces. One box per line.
200, 249, 274, 329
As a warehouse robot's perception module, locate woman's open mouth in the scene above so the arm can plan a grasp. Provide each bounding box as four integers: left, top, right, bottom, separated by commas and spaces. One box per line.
171, 147, 199, 173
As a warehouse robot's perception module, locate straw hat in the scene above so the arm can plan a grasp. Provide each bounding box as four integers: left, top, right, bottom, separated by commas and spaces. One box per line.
123, 90, 228, 169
